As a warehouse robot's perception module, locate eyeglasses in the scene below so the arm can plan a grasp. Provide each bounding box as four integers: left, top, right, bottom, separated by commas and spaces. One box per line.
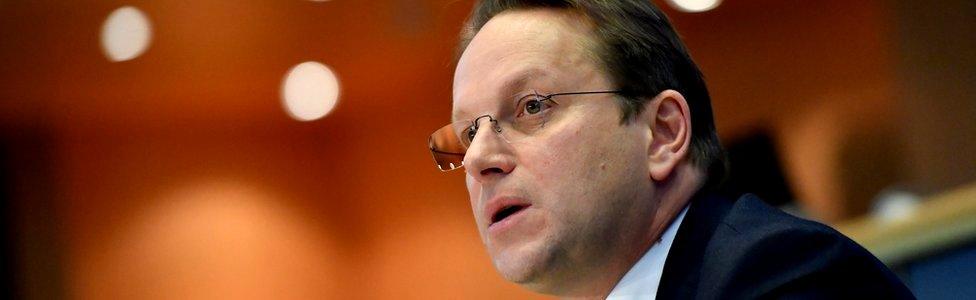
428, 90, 622, 171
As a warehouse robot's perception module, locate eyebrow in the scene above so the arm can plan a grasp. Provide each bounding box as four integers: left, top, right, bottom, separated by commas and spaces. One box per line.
452, 68, 548, 122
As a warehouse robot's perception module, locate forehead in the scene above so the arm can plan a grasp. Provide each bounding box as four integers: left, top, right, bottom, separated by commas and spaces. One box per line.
452, 8, 596, 120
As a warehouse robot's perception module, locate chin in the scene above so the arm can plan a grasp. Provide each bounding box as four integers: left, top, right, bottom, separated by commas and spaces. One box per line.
492, 251, 540, 283
490, 241, 561, 292
495, 258, 572, 296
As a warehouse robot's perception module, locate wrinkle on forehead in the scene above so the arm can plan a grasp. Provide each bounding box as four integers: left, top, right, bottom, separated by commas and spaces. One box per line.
452, 8, 597, 122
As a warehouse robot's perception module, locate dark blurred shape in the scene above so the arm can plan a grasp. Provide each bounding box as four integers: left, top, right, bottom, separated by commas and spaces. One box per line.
1, 129, 65, 300
2, 136, 17, 300
720, 130, 795, 207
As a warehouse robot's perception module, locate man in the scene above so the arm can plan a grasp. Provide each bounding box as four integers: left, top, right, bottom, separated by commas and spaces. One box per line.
427, 0, 914, 298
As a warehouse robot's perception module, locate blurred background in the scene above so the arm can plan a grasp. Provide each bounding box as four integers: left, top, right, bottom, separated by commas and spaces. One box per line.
1, 0, 974, 299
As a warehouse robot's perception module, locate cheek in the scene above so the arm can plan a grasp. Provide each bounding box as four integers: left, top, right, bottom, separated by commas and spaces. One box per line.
519, 121, 611, 204
539, 119, 616, 172
528, 117, 644, 199
539, 124, 585, 163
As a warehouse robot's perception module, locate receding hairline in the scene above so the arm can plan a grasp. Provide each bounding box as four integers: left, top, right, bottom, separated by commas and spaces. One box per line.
457, 6, 599, 66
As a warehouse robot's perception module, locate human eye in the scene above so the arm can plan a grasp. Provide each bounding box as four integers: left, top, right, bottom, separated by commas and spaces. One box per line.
515, 93, 555, 118
460, 124, 477, 146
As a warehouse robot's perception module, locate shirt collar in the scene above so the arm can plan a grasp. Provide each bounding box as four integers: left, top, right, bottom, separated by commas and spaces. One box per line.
606, 205, 690, 300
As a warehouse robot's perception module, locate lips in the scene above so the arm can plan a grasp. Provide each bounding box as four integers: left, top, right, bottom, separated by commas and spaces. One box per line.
492, 204, 529, 223
486, 197, 531, 227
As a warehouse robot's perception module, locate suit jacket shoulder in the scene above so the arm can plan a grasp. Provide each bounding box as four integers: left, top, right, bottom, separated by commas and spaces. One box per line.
657, 193, 915, 299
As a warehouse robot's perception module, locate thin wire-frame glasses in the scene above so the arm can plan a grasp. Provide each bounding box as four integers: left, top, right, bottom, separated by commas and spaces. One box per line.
428, 90, 621, 171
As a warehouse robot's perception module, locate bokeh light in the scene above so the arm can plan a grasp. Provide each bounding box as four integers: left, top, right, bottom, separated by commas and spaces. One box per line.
667, 0, 722, 13
100, 6, 153, 62
281, 61, 340, 122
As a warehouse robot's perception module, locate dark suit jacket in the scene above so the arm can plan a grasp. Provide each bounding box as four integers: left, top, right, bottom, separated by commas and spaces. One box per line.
656, 193, 915, 299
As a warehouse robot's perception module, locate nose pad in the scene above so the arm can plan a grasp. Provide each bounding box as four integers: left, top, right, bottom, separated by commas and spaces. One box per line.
466, 115, 506, 148
463, 115, 515, 180
472, 115, 502, 135
467, 115, 502, 149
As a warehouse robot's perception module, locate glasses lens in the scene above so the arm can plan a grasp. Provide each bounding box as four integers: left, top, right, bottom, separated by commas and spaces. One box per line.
429, 123, 466, 171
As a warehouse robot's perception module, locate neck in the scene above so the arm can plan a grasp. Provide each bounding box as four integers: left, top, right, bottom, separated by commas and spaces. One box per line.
598, 164, 705, 298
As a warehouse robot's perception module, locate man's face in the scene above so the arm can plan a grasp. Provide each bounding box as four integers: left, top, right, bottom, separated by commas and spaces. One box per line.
453, 9, 659, 293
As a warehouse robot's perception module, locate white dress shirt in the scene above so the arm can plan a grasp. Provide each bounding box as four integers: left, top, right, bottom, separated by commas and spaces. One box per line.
606, 205, 690, 300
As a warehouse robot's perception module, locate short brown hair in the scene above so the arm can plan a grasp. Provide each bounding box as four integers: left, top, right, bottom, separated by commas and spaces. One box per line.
458, 0, 728, 188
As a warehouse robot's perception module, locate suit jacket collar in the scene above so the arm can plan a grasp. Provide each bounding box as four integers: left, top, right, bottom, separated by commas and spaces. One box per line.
656, 191, 734, 299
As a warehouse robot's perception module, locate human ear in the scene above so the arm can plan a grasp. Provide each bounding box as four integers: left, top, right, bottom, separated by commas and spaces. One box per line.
644, 89, 692, 182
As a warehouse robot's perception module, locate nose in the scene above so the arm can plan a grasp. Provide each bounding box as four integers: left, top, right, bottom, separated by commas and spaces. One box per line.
463, 116, 516, 181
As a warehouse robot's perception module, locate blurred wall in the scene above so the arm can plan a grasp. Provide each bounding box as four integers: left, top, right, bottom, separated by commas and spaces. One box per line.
669, 0, 902, 220
890, 0, 976, 194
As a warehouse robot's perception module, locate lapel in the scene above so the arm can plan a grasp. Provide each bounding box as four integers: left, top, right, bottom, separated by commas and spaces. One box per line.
656, 191, 735, 299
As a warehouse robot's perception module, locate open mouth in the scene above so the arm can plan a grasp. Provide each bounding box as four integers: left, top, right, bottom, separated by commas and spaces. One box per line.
491, 204, 529, 225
